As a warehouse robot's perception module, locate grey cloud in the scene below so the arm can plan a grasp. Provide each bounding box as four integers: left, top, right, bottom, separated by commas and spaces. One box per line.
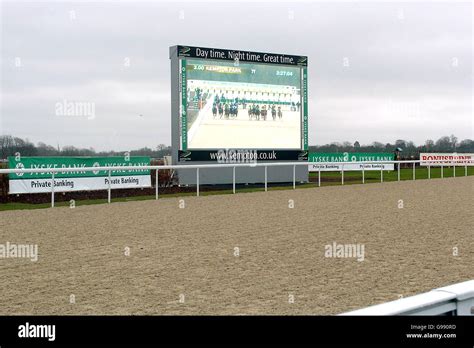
1, 1, 472, 151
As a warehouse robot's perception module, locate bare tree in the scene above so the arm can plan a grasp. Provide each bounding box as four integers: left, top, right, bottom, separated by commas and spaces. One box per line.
450, 134, 458, 150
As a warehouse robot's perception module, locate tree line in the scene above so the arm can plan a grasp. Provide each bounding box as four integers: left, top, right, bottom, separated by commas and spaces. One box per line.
0, 134, 473, 160
309, 135, 473, 157
0, 135, 172, 159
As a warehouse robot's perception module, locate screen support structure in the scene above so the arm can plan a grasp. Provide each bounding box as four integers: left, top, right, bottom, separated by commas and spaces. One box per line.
169, 45, 309, 185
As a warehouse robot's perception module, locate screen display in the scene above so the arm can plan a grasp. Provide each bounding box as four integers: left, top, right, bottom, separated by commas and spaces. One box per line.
183, 58, 303, 150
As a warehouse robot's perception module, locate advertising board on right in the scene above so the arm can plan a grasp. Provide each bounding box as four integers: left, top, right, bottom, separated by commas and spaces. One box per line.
419, 153, 474, 166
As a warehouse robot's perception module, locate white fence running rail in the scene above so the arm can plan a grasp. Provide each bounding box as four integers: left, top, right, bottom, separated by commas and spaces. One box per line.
0, 159, 471, 208
341, 280, 474, 316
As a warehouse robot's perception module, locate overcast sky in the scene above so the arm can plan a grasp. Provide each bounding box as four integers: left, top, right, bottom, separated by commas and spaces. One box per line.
1, 1, 472, 151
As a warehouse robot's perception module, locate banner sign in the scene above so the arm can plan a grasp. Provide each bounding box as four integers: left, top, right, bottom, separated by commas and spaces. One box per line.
179, 149, 308, 162
302, 67, 308, 150
419, 153, 474, 166
175, 45, 308, 67
309, 152, 394, 171
8, 157, 151, 194
180, 59, 187, 150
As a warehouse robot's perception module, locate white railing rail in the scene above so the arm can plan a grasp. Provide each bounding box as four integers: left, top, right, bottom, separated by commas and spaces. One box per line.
340, 280, 474, 316
0, 159, 471, 207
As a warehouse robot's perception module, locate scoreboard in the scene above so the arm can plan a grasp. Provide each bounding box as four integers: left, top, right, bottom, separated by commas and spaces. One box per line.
169, 45, 309, 184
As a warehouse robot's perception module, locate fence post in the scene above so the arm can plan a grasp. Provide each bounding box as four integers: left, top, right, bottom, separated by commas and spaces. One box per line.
362, 166, 365, 184
264, 165, 267, 192
196, 167, 200, 196
318, 169, 321, 187
453, 163, 456, 178
413, 162, 415, 180
108, 169, 111, 203
428, 165, 430, 179
465, 165, 468, 176
398, 163, 400, 182
293, 164, 296, 190
441, 165, 444, 178
233, 166, 236, 194
341, 164, 344, 185
51, 171, 55, 208
381, 167, 383, 183
155, 169, 159, 200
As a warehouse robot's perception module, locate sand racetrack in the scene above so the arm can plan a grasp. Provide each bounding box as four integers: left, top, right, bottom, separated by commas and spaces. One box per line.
0, 177, 472, 315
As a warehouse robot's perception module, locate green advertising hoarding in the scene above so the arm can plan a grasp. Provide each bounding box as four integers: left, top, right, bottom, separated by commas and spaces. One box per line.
181, 59, 188, 150
8, 156, 151, 194
308, 152, 395, 171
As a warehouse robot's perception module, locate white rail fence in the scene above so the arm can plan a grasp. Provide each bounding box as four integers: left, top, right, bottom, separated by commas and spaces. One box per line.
341, 280, 474, 316
0, 159, 471, 207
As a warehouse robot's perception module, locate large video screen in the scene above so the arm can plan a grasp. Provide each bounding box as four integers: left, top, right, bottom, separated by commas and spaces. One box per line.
183, 59, 303, 150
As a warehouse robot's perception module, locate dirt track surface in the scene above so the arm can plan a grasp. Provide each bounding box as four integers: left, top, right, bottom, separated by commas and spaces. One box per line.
1, 177, 473, 315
